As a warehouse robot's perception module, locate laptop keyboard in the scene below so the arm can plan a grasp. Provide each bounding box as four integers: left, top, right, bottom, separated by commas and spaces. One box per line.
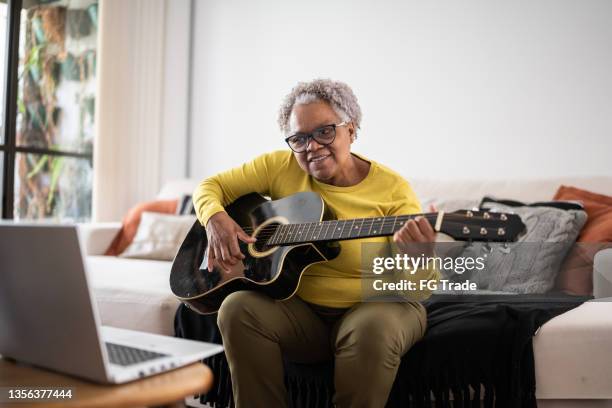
105, 342, 169, 366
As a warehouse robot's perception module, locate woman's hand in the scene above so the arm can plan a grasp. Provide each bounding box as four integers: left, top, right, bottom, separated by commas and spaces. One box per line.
392, 217, 436, 257
205, 212, 256, 272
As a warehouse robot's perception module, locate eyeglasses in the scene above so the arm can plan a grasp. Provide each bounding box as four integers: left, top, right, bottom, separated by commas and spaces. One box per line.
284, 122, 348, 153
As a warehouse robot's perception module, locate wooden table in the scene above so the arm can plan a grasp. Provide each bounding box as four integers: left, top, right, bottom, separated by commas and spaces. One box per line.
0, 358, 213, 408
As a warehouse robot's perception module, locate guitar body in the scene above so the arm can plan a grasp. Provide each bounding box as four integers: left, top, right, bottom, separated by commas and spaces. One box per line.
170, 192, 341, 314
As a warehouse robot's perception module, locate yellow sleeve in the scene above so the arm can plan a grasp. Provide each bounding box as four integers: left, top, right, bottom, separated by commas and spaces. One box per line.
192, 151, 286, 226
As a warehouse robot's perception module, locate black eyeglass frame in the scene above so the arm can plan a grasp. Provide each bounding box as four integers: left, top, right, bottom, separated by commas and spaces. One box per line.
284, 122, 348, 153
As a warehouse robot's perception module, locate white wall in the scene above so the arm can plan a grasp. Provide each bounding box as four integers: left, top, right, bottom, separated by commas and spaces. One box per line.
189, 0, 612, 181
160, 0, 192, 187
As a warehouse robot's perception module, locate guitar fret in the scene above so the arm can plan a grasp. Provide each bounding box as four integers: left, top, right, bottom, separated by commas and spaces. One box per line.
310, 222, 321, 241
385, 216, 395, 235
396, 216, 408, 232
288, 223, 296, 243
339, 220, 347, 239
277, 224, 287, 245
281, 224, 288, 244
357, 218, 365, 238
339, 220, 348, 239
271, 225, 279, 245
322, 221, 331, 240
346, 219, 355, 239
348, 218, 359, 238
366, 218, 374, 236
268, 226, 278, 246
380, 217, 387, 235
332, 220, 341, 240
314, 222, 321, 240
371, 217, 382, 235
304, 222, 313, 242
303, 223, 310, 242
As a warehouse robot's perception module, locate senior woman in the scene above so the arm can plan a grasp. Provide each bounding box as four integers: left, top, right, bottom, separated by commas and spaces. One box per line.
193, 79, 437, 408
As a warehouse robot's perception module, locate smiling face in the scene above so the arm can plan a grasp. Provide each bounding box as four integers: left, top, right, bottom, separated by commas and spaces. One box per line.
288, 100, 355, 185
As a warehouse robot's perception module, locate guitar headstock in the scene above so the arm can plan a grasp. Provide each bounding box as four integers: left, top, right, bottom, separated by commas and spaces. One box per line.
440, 210, 525, 242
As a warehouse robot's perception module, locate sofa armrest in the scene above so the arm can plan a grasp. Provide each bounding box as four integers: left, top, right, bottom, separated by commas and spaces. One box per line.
78, 222, 122, 256
593, 248, 612, 299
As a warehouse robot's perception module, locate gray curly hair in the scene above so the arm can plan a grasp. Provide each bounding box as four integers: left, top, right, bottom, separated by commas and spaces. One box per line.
278, 79, 362, 136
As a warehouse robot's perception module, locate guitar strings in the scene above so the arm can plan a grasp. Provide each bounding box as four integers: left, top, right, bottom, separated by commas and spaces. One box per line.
248, 219, 508, 246
236, 214, 440, 236
231, 213, 511, 242
237, 213, 506, 237
237, 212, 505, 233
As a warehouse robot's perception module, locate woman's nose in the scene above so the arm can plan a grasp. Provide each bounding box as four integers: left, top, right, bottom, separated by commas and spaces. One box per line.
306, 136, 323, 151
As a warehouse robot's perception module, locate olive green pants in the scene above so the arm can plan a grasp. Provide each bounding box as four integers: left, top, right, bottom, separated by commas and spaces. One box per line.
217, 291, 427, 408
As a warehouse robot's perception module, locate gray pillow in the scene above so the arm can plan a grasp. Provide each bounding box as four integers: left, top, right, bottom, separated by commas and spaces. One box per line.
454, 203, 587, 294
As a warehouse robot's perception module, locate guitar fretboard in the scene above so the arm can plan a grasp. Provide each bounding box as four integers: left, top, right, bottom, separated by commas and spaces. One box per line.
266, 214, 436, 246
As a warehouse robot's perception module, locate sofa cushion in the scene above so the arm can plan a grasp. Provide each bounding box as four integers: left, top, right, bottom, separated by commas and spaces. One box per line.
554, 185, 612, 243
534, 300, 612, 399
552, 186, 612, 295
458, 202, 587, 293
119, 212, 196, 261
105, 199, 179, 256
86, 256, 179, 335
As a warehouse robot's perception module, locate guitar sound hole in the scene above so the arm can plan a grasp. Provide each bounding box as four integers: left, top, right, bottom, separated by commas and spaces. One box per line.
253, 222, 280, 252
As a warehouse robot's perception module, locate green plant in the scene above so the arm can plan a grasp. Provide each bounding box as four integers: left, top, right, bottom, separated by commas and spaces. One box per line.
22, 44, 45, 82
26, 152, 65, 210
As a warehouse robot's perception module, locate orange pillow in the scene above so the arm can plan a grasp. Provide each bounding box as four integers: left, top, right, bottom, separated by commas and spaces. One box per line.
105, 199, 179, 256
553, 186, 612, 295
554, 185, 612, 242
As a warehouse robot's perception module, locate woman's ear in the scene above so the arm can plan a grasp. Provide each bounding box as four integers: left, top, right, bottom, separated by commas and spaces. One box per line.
348, 122, 356, 142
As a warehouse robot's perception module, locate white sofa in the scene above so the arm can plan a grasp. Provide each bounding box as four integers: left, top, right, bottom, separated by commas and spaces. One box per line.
80, 176, 612, 406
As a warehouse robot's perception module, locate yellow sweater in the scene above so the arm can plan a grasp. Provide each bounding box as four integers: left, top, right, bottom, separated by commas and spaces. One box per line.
193, 150, 431, 308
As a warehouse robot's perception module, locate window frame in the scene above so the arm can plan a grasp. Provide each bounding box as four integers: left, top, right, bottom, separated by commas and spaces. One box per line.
1, 0, 94, 219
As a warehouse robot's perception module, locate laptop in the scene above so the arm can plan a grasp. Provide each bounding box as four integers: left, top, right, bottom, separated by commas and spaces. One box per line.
0, 223, 223, 384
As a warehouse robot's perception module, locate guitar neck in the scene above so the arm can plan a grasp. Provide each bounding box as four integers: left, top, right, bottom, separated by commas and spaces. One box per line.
266, 213, 440, 246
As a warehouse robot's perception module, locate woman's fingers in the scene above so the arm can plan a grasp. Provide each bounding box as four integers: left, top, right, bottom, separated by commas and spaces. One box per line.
416, 216, 436, 241
229, 234, 245, 260
237, 230, 256, 244
215, 243, 234, 272
207, 245, 216, 272
394, 217, 435, 243
219, 242, 237, 265
205, 212, 249, 273
406, 219, 426, 242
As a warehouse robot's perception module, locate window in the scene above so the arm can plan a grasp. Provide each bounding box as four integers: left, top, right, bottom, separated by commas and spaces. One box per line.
1, 0, 97, 221
0, 2, 9, 216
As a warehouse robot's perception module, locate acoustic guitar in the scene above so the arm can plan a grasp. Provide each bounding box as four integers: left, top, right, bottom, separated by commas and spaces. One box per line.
170, 192, 525, 314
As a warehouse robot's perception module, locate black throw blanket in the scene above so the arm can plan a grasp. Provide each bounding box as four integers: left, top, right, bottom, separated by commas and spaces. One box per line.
174, 294, 589, 408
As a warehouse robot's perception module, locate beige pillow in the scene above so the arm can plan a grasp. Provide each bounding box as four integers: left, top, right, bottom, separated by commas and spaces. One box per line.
119, 211, 196, 261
